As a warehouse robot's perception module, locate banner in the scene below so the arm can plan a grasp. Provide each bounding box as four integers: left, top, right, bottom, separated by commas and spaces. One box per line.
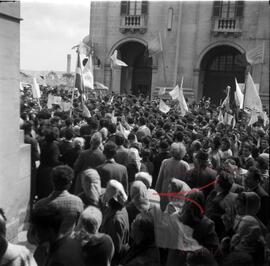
159, 99, 170, 114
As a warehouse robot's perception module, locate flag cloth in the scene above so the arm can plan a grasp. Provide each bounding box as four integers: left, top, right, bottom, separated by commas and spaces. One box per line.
94, 81, 108, 90
178, 79, 189, 116
110, 50, 128, 67
82, 54, 94, 90
235, 78, 244, 109
218, 110, 224, 123
159, 99, 170, 114
148, 32, 163, 57
82, 104, 91, 118
32, 77, 41, 98
248, 110, 259, 126
246, 42, 264, 65
244, 72, 263, 113
169, 85, 180, 100
221, 86, 230, 111
158, 87, 166, 96
224, 112, 236, 127
75, 52, 85, 97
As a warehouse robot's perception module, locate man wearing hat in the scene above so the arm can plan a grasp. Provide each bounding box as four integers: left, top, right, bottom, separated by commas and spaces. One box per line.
185, 149, 217, 198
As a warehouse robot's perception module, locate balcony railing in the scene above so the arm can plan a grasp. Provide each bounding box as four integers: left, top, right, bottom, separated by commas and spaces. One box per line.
120, 15, 147, 34
212, 17, 242, 36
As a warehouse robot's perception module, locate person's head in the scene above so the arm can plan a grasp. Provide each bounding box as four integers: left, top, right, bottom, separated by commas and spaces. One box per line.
241, 142, 252, 157
77, 206, 102, 234
115, 132, 125, 146
215, 170, 233, 194
128, 147, 142, 166
260, 137, 269, 149
81, 169, 101, 205
173, 131, 183, 142
51, 165, 74, 191
245, 166, 261, 190
73, 137, 85, 150
44, 127, 57, 142
104, 180, 127, 208
139, 117, 146, 126
256, 153, 269, 170
99, 127, 108, 141
103, 141, 117, 159
130, 213, 155, 245
187, 248, 218, 266
159, 140, 169, 152
130, 181, 150, 212
65, 118, 73, 127
235, 192, 261, 216
31, 207, 62, 244
194, 149, 209, 168
108, 122, 116, 134
221, 137, 231, 151
170, 142, 186, 160
90, 132, 102, 150
223, 158, 238, 173
211, 136, 221, 150
64, 128, 74, 141
135, 172, 152, 188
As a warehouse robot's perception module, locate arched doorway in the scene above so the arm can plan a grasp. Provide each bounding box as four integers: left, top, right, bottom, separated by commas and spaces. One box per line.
118, 41, 152, 96
200, 45, 246, 105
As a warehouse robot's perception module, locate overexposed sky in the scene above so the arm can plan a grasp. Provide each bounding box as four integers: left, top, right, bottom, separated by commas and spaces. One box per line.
21, 0, 90, 71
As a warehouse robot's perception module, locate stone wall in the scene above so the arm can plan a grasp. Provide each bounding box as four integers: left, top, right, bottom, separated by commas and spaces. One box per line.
0, 1, 31, 241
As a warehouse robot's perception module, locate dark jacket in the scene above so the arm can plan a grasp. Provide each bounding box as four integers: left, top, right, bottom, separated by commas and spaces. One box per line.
152, 151, 170, 188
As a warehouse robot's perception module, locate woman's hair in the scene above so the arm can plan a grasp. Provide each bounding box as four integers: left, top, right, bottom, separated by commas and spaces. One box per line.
79, 206, 102, 234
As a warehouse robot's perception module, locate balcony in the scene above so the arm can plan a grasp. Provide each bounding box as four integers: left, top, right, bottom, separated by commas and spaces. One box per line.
212, 17, 242, 37
120, 15, 147, 34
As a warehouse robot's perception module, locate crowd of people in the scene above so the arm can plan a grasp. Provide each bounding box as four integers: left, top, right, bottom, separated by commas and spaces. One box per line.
1, 87, 270, 266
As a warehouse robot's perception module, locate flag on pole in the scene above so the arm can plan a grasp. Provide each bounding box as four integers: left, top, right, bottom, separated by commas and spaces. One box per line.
82, 54, 94, 90
248, 110, 259, 126
221, 86, 230, 111
178, 78, 189, 116
235, 78, 244, 109
82, 103, 91, 118
246, 42, 265, 65
218, 110, 224, 123
32, 77, 41, 98
224, 112, 235, 127
148, 32, 163, 57
169, 85, 180, 100
110, 50, 128, 67
159, 99, 170, 114
72, 35, 91, 56
158, 87, 166, 96
75, 52, 85, 97
244, 72, 263, 113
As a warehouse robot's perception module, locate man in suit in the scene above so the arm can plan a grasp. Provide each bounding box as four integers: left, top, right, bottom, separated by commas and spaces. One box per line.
73, 132, 105, 193
97, 141, 129, 194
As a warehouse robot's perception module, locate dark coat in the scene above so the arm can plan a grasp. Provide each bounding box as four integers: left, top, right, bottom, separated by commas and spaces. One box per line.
97, 160, 129, 194
152, 151, 170, 188
58, 139, 73, 156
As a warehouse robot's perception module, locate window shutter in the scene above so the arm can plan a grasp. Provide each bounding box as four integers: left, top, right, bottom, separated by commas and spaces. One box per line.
213, 1, 222, 17
120, 1, 128, 15
141, 1, 148, 14
235, 1, 244, 17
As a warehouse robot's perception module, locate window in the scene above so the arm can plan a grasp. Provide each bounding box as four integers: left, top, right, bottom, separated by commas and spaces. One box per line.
121, 0, 148, 16
212, 1, 244, 18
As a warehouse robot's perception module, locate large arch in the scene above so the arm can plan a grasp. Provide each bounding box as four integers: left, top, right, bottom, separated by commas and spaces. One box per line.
197, 43, 246, 105
108, 38, 152, 96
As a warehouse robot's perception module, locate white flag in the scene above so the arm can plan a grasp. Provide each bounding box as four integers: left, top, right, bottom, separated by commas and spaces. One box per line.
158, 87, 166, 96
82, 104, 91, 118
32, 77, 41, 98
94, 81, 109, 90
221, 86, 230, 109
110, 50, 128, 67
246, 42, 264, 65
248, 110, 259, 126
244, 72, 263, 113
82, 54, 94, 90
159, 99, 170, 114
235, 78, 244, 109
178, 78, 188, 116
148, 32, 163, 57
218, 110, 224, 123
169, 85, 180, 100
262, 112, 269, 127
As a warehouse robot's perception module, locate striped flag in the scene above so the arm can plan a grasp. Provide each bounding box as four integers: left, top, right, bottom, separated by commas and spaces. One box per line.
75, 52, 85, 97
246, 43, 265, 65
82, 54, 94, 90
244, 73, 263, 113
148, 32, 163, 57
110, 50, 128, 67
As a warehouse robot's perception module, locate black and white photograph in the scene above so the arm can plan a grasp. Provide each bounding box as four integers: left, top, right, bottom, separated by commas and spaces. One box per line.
0, 0, 269, 265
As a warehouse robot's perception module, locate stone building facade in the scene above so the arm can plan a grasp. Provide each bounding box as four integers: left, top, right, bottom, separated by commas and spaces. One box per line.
89, 0, 269, 107
0, 1, 30, 240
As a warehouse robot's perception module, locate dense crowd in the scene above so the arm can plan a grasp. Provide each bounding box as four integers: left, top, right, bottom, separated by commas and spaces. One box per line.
0, 87, 269, 266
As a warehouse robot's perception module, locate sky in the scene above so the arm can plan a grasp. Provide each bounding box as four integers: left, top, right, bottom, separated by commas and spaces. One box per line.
21, 0, 90, 72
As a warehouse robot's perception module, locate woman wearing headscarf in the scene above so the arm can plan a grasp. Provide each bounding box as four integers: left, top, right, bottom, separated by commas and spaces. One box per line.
75, 206, 115, 266
100, 180, 129, 266
78, 169, 102, 208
